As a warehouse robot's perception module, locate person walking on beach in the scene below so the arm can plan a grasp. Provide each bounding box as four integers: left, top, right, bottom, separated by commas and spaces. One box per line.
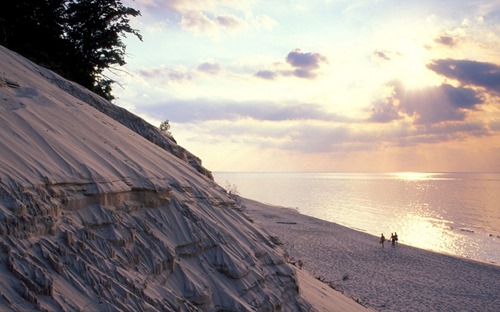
391, 233, 396, 248
380, 233, 386, 248
394, 232, 398, 246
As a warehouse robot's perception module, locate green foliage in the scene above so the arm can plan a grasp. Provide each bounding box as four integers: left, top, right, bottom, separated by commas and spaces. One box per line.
0, 0, 142, 100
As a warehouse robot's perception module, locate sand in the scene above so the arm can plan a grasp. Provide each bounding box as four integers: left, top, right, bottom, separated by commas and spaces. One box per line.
295, 268, 371, 311
243, 198, 500, 312
0, 44, 313, 311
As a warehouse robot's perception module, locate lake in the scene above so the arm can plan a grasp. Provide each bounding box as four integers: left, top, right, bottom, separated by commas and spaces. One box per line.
214, 172, 500, 265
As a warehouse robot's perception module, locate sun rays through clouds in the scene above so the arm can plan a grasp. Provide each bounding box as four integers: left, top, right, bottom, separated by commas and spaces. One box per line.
114, 0, 500, 172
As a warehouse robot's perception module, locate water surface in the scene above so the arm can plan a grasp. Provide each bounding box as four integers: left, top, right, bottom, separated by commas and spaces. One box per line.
215, 172, 500, 265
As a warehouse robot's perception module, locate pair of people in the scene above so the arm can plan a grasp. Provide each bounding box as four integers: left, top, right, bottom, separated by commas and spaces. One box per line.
379, 232, 398, 248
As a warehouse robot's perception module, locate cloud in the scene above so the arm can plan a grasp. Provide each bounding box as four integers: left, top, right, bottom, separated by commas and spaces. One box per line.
245, 13, 278, 31
369, 100, 403, 123
290, 69, 317, 79
128, 0, 276, 35
275, 124, 360, 153
135, 62, 223, 84
215, 15, 244, 28
405, 85, 483, 125
368, 81, 484, 125
427, 59, 500, 93
434, 35, 458, 47
254, 70, 277, 80
129, 89, 491, 156
197, 62, 222, 75
137, 66, 192, 83
373, 50, 391, 61
180, 11, 247, 33
371, 50, 404, 65
255, 49, 328, 80
138, 99, 347, 123
286, 49, 327, 70
439, 84, 484, 109
180, 10, 217, 33
184, 113, 491, 154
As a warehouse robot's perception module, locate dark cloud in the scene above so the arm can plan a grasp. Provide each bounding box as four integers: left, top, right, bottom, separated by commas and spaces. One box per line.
434, 35, 457, 47
368, 81, 484, 125
254, 70, 277, 80
255, 49, 328, 80
373, 50, 391, 61
291, 68, 317, 79
286, 49, 327, 70
197, 62, 222, 75
403, 85, 483, 125
368, 80, 404, 123
369, 100, 402, 123
215, 15, 243, 28
423, 122, 489, 139
427, 59, 500, 93
372, 50, 402, 63
440, 84, 483, 109
274, 115, 489, 153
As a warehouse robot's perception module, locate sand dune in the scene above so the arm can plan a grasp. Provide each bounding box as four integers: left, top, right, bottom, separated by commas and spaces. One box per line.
0, 44, 373, 311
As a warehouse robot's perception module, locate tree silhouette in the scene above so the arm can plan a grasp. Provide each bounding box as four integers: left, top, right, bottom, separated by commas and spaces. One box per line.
0, 0, 142, 100
159, 120, 172, 138
64, 0, 142, 99
0, 0, 67, 68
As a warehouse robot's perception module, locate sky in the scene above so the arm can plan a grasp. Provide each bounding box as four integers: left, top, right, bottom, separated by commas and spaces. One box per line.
111, 0, 500, 173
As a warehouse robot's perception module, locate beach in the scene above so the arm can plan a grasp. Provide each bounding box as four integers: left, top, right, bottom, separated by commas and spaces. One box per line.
243, 198, 500, 311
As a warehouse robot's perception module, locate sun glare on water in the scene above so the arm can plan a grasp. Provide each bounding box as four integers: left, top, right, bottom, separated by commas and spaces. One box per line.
391, 172, 441, 181
398, 213, 465, 256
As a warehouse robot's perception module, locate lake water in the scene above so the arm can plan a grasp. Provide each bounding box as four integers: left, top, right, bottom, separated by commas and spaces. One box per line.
214, 172, 500, 266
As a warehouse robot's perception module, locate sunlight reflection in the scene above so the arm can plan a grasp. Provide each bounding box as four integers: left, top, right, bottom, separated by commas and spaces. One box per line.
391, 172, 444, 181
398, 213, 466, 256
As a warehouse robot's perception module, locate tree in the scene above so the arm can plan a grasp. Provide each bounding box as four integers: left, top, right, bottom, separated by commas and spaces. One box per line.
0, 0, 68, 69
63, 0, 142, 100
159, 120, 172, 138
0, 0, 142, 100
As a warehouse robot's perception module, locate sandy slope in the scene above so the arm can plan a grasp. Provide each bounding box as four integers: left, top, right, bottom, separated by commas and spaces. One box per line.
243, 198, 500, 312
295, 268, 370, 312
1, 45, 321, 311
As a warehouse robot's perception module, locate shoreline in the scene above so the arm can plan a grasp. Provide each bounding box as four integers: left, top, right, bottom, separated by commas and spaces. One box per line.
214, 172, 500, 267
242, 198, 500, 311
316, 220, 500, 268
250, 199, 499, 268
